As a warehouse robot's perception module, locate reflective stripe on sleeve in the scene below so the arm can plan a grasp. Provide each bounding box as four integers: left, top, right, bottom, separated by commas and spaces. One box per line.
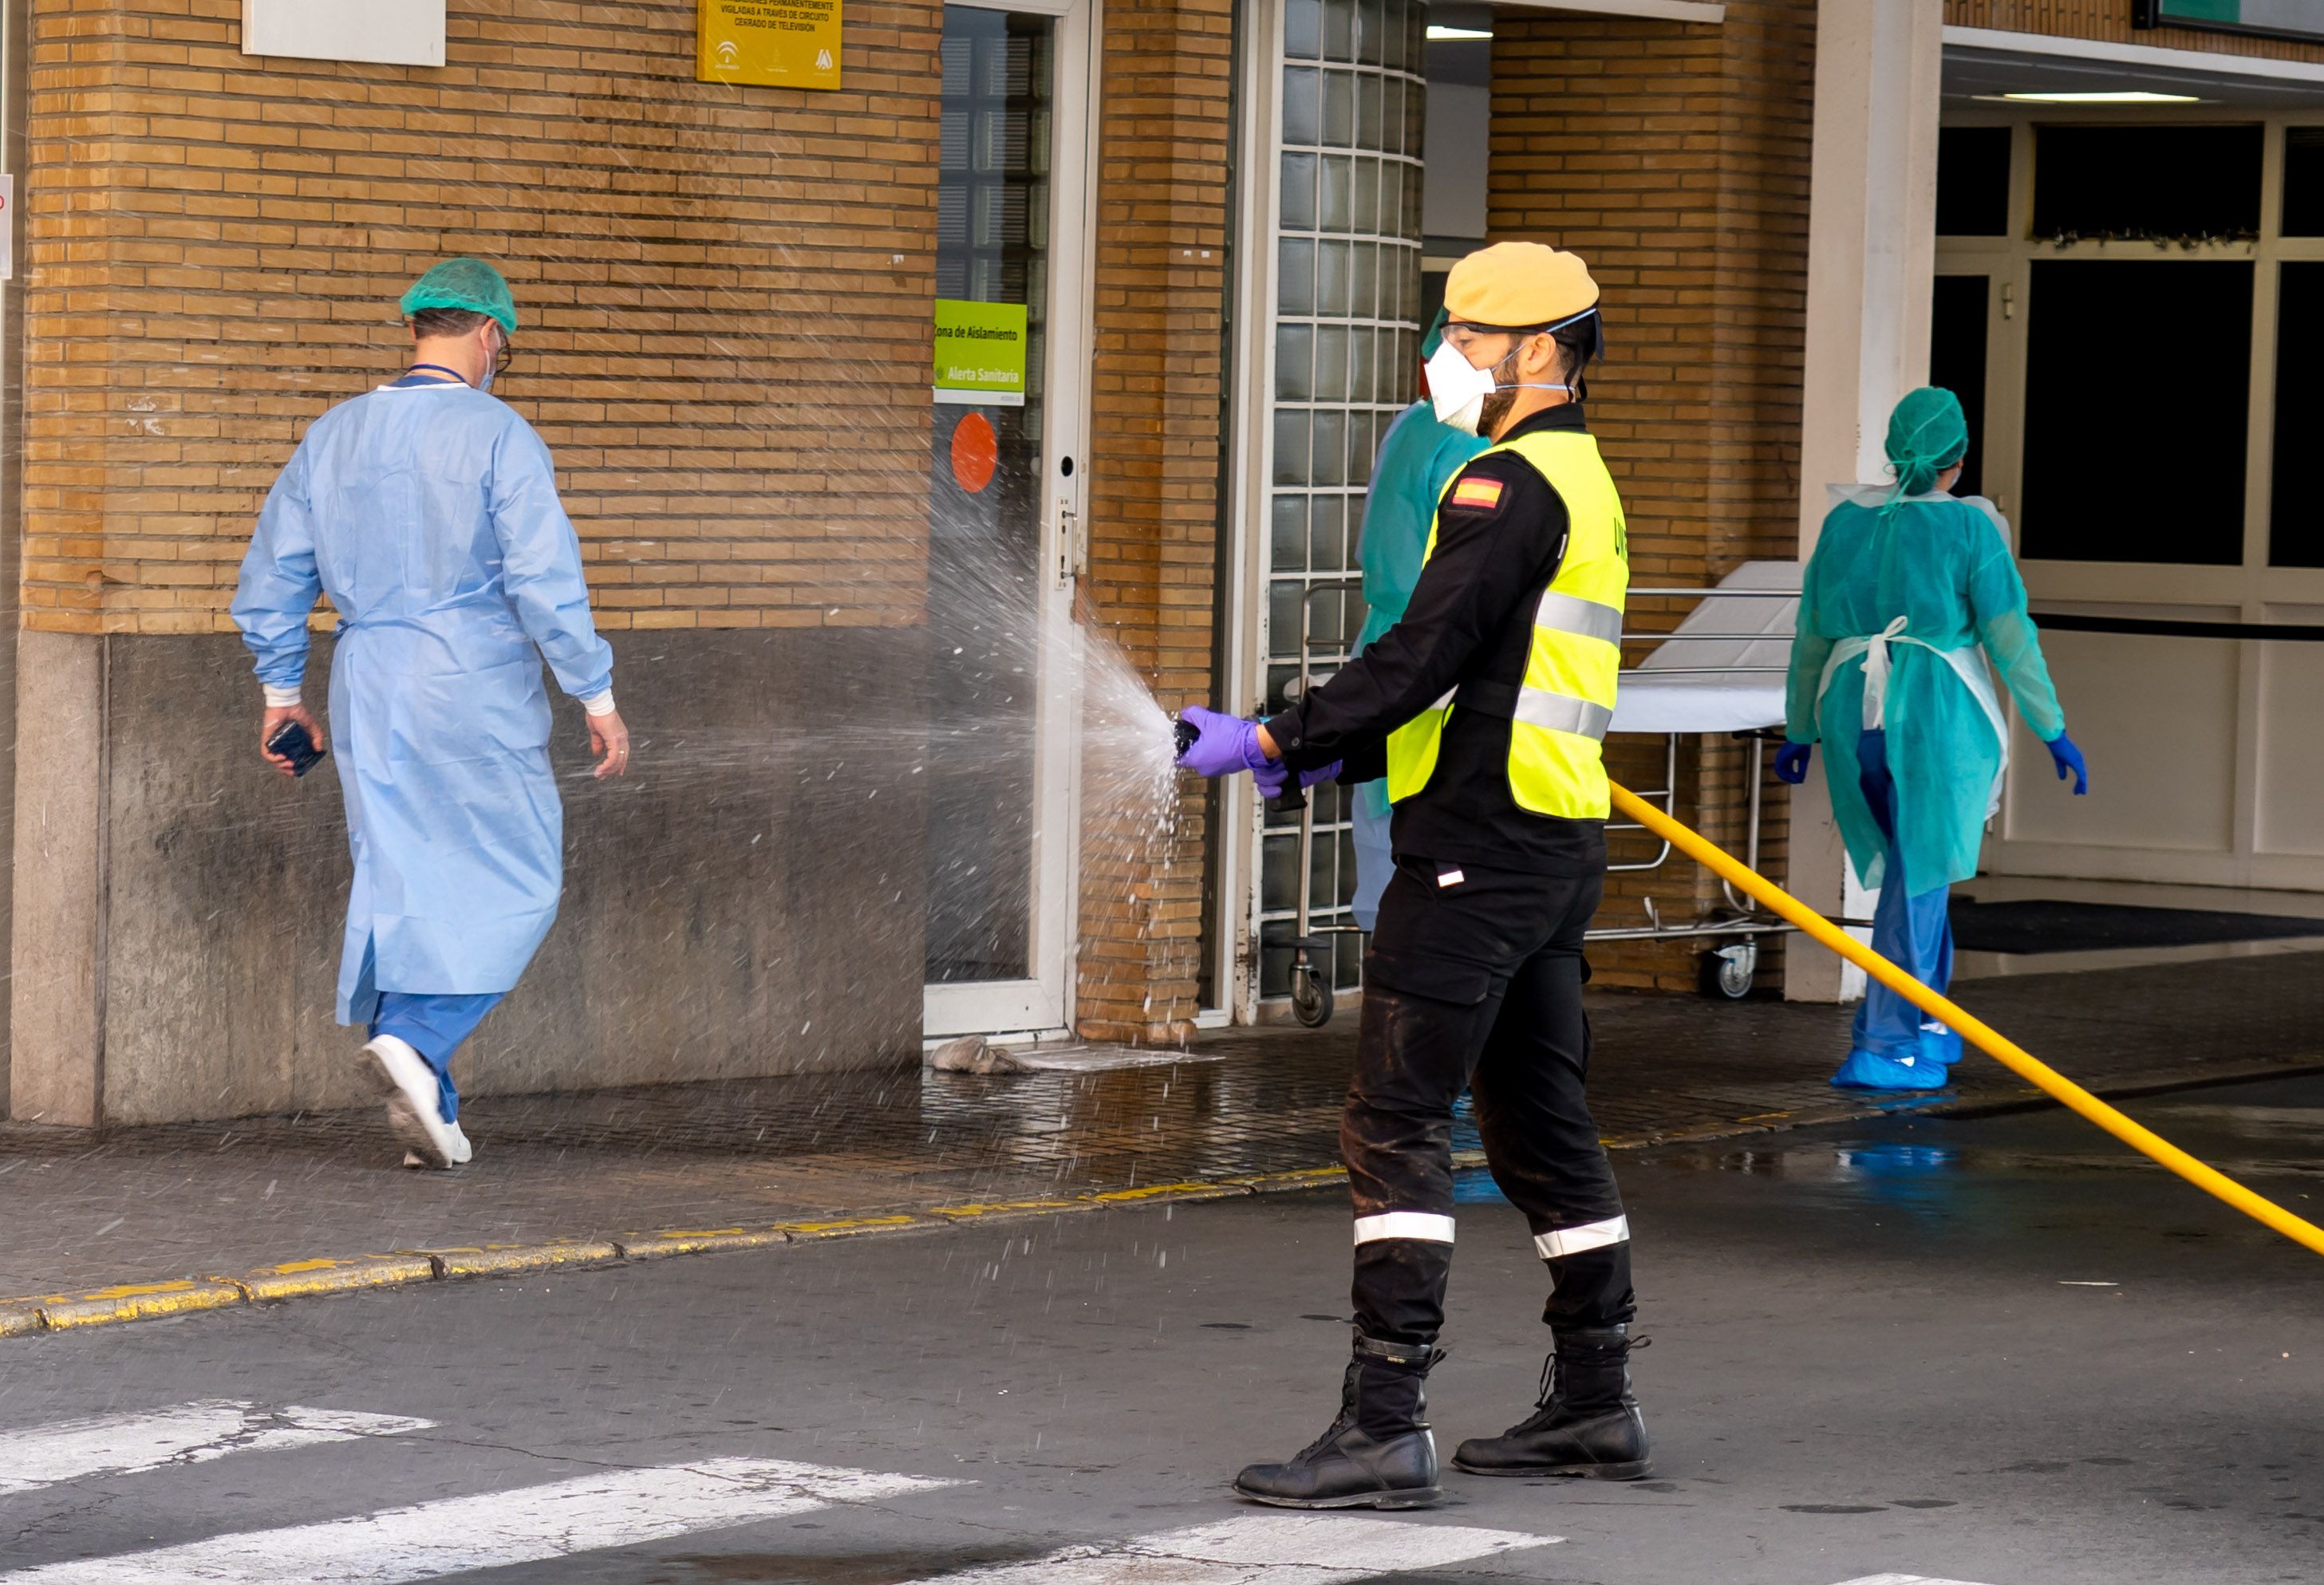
1532, 591, 1624, 647
1353, 1212, 1457, 1246
1532, 1214, 1629, 1260
1511, 688, 1615, 741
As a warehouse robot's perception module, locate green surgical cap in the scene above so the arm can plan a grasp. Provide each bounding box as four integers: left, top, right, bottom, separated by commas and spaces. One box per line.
400, 258, 518, 335
1885, 386, 1969, 502
1421, 306, 1450, 362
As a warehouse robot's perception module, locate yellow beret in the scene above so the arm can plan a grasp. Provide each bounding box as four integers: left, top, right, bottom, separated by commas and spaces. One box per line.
1443, 242, 1599, 329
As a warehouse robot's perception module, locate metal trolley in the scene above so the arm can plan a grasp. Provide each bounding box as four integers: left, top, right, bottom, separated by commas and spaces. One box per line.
1266, 566, 1802, 1026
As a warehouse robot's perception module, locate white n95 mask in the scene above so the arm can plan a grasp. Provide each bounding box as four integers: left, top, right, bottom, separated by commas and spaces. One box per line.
1425, 338, 1575, 436
1426, 340, 1497, 435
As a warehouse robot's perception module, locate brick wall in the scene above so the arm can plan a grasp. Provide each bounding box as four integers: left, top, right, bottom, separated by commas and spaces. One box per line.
21, 0, 945, 638
1073, 0, 1234, 1043
1489, 0, 1818, 992
1950, 0, 2324, 64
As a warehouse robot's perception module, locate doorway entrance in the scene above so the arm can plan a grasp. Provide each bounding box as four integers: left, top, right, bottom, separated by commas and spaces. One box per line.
922, 0, 1093, 1037
1936, 113, 2324, 893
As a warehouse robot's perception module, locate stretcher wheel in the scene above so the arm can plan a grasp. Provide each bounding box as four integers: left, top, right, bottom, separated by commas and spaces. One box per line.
1291, 960, 1335, 1027
1700, 941, 1757, 1000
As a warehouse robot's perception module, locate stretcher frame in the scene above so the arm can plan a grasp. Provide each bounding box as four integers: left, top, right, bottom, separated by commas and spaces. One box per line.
1268, 579, 1802, 1025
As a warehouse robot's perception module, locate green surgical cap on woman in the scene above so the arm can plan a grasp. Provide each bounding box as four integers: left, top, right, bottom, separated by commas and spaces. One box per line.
400, 258, 518, 335
1884, 386, 1969, 503
1421, 306, 1450, 362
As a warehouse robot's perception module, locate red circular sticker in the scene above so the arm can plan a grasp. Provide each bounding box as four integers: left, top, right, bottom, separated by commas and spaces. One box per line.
950, 411, 999, 494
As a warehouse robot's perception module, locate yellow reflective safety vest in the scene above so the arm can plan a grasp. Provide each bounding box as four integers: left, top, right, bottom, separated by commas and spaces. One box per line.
1383, 428, 1629, 821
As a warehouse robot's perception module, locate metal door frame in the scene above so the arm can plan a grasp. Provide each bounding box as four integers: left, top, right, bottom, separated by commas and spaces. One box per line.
923, 0, 1101, 1038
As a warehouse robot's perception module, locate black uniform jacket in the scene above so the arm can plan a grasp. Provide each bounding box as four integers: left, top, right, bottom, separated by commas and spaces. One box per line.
1262, 403, 1607, 877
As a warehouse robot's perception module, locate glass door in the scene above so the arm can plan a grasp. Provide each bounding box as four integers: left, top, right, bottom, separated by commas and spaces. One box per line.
923, 0, 1091, 1037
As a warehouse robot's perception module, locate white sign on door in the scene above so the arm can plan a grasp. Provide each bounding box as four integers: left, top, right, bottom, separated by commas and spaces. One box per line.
243, 0, 447, 67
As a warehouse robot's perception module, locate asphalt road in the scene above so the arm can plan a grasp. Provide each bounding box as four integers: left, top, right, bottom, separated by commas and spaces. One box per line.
4, 1074, 2322, 1584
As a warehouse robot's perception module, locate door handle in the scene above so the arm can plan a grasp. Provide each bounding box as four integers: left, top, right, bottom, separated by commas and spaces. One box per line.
1055, 502, 1085, 586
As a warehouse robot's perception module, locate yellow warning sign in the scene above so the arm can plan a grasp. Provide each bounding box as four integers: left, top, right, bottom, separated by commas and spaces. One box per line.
696, 0, 842, 90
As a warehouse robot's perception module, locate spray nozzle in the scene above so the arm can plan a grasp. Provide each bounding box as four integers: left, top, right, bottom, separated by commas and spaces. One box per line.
1173, 717, 1199, 760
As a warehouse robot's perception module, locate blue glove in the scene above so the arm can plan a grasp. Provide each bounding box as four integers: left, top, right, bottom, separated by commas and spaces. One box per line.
1774, 741, 1813, 785
1175, 706, 1273, 779
2046, 730, 2088, 795
1254, 758, 1341, 800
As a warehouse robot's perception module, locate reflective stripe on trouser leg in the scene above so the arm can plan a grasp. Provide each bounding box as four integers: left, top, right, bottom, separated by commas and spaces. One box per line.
1463, 918, 1639, 1331
1532, 1214, 1628, 1260
1344, 975, 1506, 1348
1354, 1212, 1456, 1246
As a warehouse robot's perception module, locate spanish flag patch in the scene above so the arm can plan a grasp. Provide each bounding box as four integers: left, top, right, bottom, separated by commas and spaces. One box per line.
1450, 475, 1505, 511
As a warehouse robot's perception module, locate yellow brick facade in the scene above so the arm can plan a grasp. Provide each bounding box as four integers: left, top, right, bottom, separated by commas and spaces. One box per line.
22, 0, 944, 637
1489, 0, 1819, 992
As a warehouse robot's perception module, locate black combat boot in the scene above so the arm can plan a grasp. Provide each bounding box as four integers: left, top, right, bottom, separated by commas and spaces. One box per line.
1233, 1334, 1445, 1508
1452, 1324, 1651, 1479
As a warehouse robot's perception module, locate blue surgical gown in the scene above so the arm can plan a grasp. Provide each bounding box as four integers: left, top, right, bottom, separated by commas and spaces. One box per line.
1784, 492, 2065, 899
232, 381, 615, 1025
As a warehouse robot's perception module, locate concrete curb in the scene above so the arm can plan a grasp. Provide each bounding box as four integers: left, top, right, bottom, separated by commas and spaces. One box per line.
6, 1056, 2313, 1344
0, 1175, 1363, 1344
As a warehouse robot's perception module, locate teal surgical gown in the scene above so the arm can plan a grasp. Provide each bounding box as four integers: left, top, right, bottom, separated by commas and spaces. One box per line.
1350, 402, 1489, 822
232, 380, 615, 1025
1784, 490, 2065, 899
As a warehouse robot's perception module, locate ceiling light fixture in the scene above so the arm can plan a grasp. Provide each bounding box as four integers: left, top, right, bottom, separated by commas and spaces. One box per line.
1426, 25, 1493, 40
1982, 90, 2201, 104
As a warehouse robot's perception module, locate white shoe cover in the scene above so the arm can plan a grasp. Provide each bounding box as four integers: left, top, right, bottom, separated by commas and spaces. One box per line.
361, 1035, 467, 1168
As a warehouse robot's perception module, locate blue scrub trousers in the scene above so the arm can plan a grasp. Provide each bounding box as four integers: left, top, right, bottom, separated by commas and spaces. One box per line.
1351, 797, 1395, 932
370, 992, 503, 1123
1831, 728, 1963, 1090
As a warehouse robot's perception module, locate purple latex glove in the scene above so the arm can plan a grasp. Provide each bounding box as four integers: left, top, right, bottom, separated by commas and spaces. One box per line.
1175, 706, 1274, 779
1253, 758, 1341, 800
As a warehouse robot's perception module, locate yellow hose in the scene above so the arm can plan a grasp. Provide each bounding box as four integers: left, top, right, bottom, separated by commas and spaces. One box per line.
1609, 782, 2324, 1260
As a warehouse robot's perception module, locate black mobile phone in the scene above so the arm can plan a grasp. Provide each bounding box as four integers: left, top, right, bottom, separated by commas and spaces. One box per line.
265, 720, 326, 778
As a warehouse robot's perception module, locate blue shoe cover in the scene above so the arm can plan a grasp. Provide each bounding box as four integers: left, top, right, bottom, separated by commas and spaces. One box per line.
1918, 1022, 1964, 1065
1830, 1048, 1949, 1091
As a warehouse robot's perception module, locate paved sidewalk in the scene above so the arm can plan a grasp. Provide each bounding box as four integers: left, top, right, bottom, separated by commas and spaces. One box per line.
3, 949, 2321, 1306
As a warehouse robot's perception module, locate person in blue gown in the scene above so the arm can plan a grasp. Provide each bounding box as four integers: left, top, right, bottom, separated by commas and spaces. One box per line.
1778, 387, 2087, 1091
231, 259, 630, 1166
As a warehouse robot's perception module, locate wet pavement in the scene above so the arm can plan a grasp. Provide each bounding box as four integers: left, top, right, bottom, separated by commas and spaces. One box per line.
2, 949, 2322, 1301
2, 1071, 2319, 1583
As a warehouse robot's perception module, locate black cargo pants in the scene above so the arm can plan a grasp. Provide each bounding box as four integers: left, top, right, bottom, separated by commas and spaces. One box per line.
1344, 854, 1634, 1347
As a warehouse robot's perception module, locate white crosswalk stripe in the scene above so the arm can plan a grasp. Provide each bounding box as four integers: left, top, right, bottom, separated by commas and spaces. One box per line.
0, 1402, 432, 1496
0, 1457, 953, 1583
893, 1513, 1559, 1583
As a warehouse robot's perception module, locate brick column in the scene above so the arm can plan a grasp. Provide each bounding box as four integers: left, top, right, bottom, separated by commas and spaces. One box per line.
1489, 0, 1820, 992
1073, 0, 1233, 1043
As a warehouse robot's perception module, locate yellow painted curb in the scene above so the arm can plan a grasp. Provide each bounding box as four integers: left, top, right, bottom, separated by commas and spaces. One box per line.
40, 1279, 249, 1331
239, 1256, 437, 1302
771, 1215, 923, 1240
420, 1242, 623, 1279
617, 1228, 789, 1260
1218, 1167, 1347, 1190
0, 1303, 45, 1338
1098, 1182, 1253, 1207
1087, 1181, 1232, 1205
927, 1197, 1085, 1220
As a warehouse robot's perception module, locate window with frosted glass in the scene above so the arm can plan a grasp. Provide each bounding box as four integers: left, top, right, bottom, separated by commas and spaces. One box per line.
1260, 0, 1426, 999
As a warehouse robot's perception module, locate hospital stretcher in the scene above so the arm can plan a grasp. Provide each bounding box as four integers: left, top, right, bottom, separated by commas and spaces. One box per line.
1271, 561, 1802, 1027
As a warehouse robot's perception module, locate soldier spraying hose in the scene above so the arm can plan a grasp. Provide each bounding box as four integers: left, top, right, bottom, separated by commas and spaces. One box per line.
1178, 242, 1644, 1508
